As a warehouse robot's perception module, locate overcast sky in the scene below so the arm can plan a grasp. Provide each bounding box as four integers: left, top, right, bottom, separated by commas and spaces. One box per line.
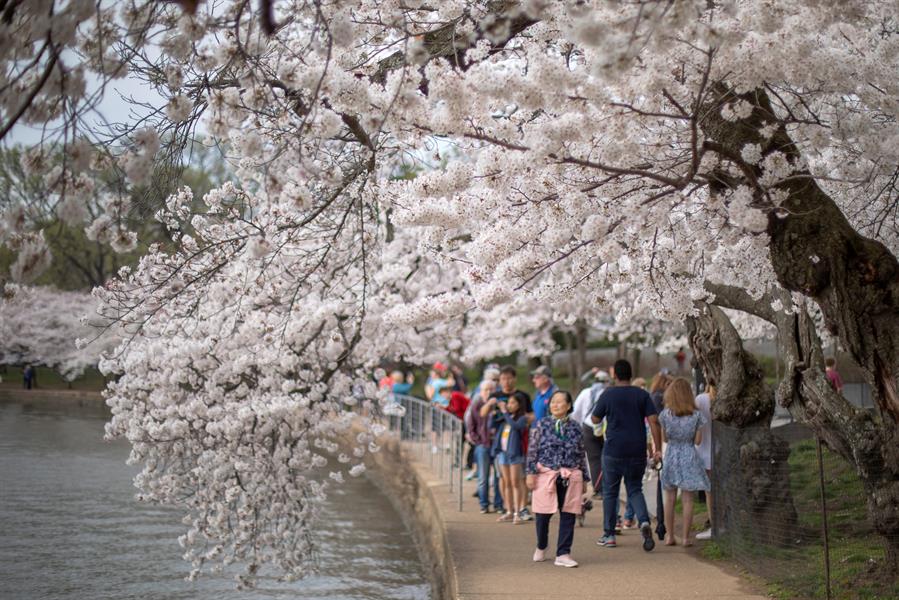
7, 68, 167, 148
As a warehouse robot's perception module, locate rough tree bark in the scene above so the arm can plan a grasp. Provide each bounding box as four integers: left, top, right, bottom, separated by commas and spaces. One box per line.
574, 319, 588, 395
687, 303, 798, 546
702, 85, 899, 570
563, 330, 577, 388
706, 282, 899, 570
703, 84, 899, 413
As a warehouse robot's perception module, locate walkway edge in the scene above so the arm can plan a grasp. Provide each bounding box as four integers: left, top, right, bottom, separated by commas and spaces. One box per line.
366, 434, 457, 600
0, 388, 106, 408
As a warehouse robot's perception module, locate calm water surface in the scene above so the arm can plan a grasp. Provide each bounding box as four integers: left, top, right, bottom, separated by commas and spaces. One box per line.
0, 401, 430, 600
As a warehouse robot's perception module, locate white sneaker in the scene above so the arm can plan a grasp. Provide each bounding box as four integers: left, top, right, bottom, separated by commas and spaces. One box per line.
696, 528, 713, 540
533, 548, 546, 562
554, 554, 578, 568
465, 469, 477, 481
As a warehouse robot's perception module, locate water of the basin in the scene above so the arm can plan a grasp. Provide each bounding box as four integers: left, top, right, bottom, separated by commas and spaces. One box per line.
0, 400, 430, 600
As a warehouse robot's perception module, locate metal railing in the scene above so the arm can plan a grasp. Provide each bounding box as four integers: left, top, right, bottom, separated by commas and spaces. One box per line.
382, 393, 465, 511
711, 421, 898, 600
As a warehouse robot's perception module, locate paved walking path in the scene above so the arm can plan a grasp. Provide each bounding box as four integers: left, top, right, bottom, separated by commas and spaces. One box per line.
410, 456, 767, 600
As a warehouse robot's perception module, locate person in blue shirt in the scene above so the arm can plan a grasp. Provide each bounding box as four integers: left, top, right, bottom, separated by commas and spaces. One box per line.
425, 361, 453, 402
491, 394, 529, 523
482, 366, 533, 520
389, 370, 414, 395
591, 359, 662, 551
530, 365, 557, 422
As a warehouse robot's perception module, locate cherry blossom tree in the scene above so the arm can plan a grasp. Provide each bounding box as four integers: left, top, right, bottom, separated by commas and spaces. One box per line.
0, 284, 120, 381
3, 0, 898, 578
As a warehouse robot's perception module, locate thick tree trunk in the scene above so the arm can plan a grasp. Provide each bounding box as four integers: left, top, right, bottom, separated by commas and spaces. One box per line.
630, 347, 642, 379
701, 84, 899, 424
687, 303, 798, 546
563, 330, 577, 388
706, 282, 899, 570
702, 84, 899, 570
573, 319, 588, 395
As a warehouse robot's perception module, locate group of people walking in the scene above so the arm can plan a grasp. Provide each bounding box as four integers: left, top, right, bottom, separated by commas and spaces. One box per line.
441, 359, 714, 567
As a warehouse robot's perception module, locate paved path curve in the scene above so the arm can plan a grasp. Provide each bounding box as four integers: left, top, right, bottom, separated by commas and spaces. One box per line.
410, 456, 767, 600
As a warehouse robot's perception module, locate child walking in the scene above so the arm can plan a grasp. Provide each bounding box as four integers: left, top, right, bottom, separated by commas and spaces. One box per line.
658, 377, 711, 547
526, 390, 587, 567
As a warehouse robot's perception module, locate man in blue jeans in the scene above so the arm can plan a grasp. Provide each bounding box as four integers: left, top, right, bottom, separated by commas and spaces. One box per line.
465, 379, 504, 513
591, 359, 662, 551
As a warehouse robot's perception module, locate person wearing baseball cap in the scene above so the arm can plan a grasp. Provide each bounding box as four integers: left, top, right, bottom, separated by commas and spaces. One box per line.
426, 361, 453, 400
531, 365, 557, 422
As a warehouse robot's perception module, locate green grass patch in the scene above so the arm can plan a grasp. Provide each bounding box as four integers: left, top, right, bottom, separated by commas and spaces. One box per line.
701, 541, 727, 560
0, 365, 106, 391
713, 437, 897, 599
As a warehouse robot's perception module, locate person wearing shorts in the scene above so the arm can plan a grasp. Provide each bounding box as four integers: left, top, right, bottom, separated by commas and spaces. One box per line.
491, 393, 529, 524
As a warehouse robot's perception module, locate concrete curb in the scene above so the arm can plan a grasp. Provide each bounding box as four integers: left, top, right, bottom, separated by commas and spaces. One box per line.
0, 388, 106, 409
365, 434, 457, 600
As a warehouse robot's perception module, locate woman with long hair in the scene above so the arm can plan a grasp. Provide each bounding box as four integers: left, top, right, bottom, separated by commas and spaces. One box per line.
659, 378, 711, 546
526, 390, 587, 567
649, 371, 672, 414
492, 394, 529, 523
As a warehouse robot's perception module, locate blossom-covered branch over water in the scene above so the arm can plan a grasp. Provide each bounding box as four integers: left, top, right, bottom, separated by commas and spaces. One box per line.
2, 0, 898, 582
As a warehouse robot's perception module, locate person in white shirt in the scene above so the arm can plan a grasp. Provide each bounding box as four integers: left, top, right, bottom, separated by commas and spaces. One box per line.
694, 380, 716, 540
571, 370, 610, 492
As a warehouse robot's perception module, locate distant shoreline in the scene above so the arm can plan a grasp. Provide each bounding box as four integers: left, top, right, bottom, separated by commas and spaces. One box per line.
0, 388, 106, 409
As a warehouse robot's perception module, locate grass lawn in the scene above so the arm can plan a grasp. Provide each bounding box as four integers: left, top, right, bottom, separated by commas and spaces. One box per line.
704, 437, 897, 600
0, 365, 106, 391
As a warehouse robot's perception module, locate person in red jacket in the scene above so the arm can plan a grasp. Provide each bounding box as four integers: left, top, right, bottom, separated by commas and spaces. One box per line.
439, 385, 470, 419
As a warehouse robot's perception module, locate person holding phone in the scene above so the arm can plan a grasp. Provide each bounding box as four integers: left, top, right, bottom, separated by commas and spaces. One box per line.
491, 394, 529, 523
482, 365, 533, 521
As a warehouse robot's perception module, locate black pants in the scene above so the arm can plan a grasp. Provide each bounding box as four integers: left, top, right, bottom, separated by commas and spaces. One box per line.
535, 477, 576, 557
581, 424, 604, 490
460, 423, 475, 469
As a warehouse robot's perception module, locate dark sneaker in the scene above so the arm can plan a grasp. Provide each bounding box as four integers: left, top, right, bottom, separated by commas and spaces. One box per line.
597, 535, 617, 548
479, 507, 489, 514
518, 508, 534, 521
640, 522, 655, 551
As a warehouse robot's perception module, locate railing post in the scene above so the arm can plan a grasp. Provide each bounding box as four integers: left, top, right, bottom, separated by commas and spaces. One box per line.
816, 436, 833, 600
420, 398, 425, 458
428, 401, 435, 470
450, 416, 456, 490
438, 409, 445, 478
448, 416, 454, 494
458, 419, 464, 511
387, 394, 465, 511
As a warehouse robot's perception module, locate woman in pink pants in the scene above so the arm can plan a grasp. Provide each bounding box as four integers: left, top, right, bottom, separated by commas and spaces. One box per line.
526, 390, 587, 568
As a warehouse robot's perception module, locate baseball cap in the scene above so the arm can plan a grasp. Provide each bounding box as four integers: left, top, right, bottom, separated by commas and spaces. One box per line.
595, 370, 610, 382
433, 361, 447, 372
531, 365, 552, 377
